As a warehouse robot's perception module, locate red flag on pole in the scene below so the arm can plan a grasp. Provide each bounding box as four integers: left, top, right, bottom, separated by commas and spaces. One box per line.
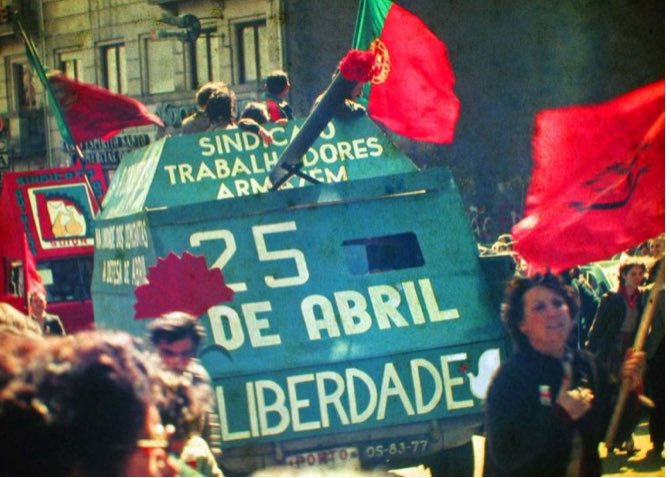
48, 73, 164, 144
513, 80, 664, 273
352, 0, 460, 144
17, 19, 77, 147
22, 232, 45, 298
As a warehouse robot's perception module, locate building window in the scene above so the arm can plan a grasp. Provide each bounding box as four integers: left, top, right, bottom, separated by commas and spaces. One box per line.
236, 20, 268, 84
195, 30, 220, 86
11, 61, 37, 111
58, 51, 83, 81
4, 260, 24, 297
145, 38, 176, 94
101, 43, 127, 93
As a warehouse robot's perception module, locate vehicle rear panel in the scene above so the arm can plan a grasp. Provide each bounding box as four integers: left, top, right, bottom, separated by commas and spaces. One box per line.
92, 118, 507, 473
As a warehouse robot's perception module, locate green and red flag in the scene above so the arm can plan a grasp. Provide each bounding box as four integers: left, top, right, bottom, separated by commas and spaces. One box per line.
513, 80, 665, 273
17, 19, 76, 147
17, 19, 163, 147
352, 0, 460, 144
47, 74, 164, 144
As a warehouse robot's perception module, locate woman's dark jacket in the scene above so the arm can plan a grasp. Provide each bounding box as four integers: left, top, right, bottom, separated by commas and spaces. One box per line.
484, 347, 616, 476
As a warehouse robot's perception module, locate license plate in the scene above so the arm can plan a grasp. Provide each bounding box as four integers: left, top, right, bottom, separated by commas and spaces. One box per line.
285, 447, 360, 469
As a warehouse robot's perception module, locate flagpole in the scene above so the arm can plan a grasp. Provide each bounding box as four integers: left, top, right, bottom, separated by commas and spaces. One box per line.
15, 18, 79, 156
16, 18, 98, 209
604, 260, 665, 451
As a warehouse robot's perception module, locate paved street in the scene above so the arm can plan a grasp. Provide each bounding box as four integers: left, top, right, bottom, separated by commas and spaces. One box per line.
601, 420, 665, 477
391, 420, 665, 477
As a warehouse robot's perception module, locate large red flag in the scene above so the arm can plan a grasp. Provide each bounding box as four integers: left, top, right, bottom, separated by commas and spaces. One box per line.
352, 0, 460, 143
48, 73, 164, 144
513, 80, 664, 273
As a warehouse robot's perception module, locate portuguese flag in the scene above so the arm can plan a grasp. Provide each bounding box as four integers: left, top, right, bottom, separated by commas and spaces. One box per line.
17, 18, 76, 147
353, 0, 460, 144
18, 18, 163, 147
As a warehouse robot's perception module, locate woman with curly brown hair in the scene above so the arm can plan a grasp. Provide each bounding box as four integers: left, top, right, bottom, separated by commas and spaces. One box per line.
484, 273, 645, 476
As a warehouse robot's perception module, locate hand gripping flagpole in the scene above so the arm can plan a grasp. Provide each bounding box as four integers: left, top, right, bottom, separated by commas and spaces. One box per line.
604, 260, 665, 451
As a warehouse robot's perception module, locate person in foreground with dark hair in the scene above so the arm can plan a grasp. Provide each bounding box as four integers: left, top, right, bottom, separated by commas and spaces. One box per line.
0, 330, 178, 476
148, 311, 223, 469
484, 273, 646, 476
148, 311, 208, 377
155, 369, 224, 476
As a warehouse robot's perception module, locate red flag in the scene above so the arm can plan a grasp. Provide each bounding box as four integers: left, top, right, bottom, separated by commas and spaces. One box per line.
48, 73, 164, 144
22, 233, 45, 298
352, 0, 460, 143
513, 80, 664, 273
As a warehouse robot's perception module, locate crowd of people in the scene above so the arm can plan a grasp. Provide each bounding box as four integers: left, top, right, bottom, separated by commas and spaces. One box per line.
0, 304, 222, 476
178, 70, 295, 145
0, 68, 371, 477
0, 228, 664, 477
484, 233, 665, 475
177, 67, 368, 146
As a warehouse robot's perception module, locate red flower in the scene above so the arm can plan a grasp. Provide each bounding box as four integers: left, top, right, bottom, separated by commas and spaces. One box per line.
338, 49, 376, 83
134, 251, 234, 319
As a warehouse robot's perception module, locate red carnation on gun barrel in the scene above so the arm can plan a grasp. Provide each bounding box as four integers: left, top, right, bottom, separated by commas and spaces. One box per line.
339, 49, 377, 83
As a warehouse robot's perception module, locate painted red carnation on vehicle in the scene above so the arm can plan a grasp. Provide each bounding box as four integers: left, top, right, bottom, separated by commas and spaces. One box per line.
134, 251, 234, 319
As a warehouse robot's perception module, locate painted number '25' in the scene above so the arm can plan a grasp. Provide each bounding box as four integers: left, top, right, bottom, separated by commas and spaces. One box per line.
189, 221, 309, 292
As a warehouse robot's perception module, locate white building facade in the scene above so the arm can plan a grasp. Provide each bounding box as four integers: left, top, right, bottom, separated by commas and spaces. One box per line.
0, 0, 286, 174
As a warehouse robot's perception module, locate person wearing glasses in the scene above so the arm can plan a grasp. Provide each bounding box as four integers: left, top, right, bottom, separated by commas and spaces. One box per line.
0, 330, 178, 476
148, 312, 223, 470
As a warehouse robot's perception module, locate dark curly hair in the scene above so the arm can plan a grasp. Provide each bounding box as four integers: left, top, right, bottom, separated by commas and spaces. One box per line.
265, 70, 289, 95
154, 369, 209, 445
205, 87, 237, 125
617, 257, 647, 288
195, 81, 226, 108
0, 331, 156, 476
240, 101, 270, 124
501, 273, 578, 350
148, 311, 205, 350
